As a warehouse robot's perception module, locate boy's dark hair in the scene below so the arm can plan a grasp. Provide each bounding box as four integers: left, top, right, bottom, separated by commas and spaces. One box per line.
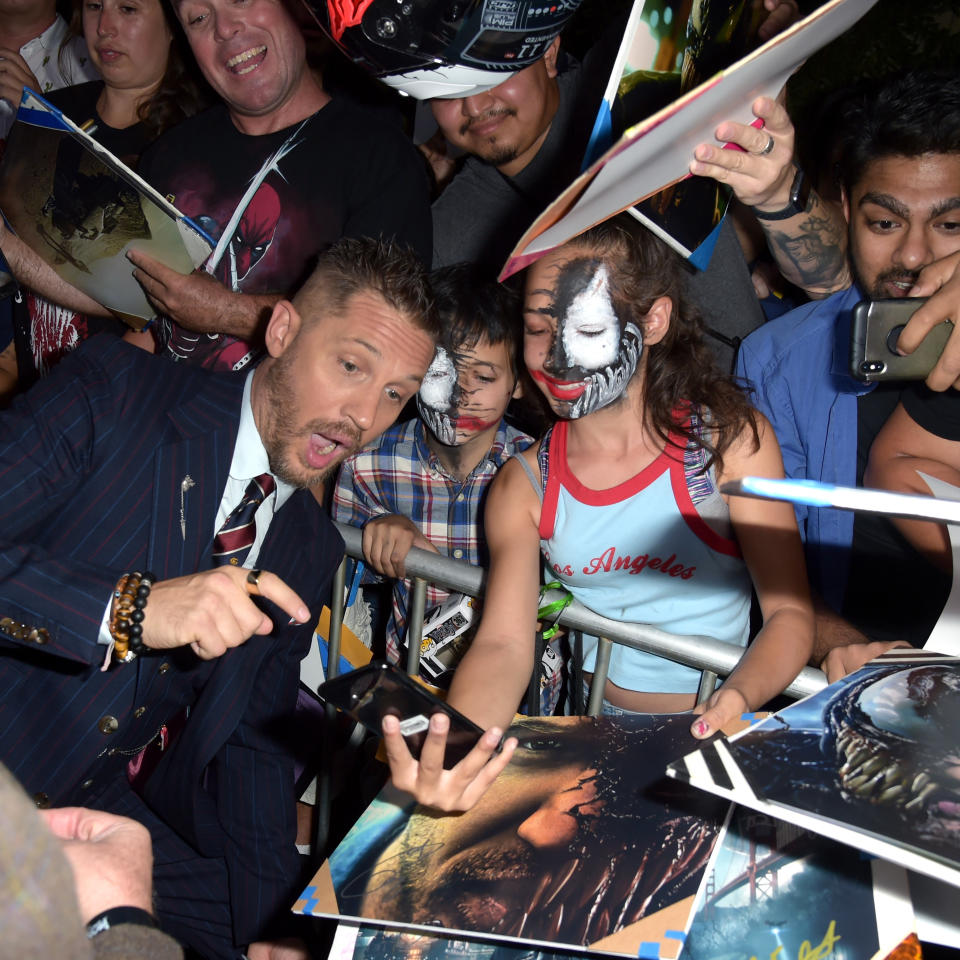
430, 264, 522, 374
838, 69, 960, 196
564, 215, 758, 471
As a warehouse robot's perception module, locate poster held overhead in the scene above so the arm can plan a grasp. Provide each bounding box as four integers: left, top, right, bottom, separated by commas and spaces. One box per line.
499, 0, 879, 281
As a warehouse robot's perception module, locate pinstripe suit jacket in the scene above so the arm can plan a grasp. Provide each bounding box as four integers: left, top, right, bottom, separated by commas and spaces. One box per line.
0, 335, 342, 947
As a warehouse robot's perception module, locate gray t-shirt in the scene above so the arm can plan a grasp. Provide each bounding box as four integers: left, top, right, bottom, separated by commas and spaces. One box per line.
432, 67, 585, 274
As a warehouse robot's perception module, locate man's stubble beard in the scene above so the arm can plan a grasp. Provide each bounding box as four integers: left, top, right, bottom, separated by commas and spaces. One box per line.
849, 226, 921, 299
461, 110, 520, 168
259, 352, 361, 489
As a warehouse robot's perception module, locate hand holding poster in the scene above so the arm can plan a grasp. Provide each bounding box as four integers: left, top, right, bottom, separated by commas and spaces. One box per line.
500, 0, 879, 280
296, 715, 730, 958
0, 89, 212, 328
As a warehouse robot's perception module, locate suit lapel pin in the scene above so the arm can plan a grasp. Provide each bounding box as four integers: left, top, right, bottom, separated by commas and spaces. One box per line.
180, 475, 196, 541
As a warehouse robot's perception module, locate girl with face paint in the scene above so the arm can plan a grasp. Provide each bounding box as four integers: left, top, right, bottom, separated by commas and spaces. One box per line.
382, 217, 815, 815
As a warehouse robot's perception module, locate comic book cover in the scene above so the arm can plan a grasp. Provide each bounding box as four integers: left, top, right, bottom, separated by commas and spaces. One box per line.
668, 652, 960, 890
681, 806, 915, 960
295, 714, 731, 958
0, 88, 212, 328
499, 0, 878, 280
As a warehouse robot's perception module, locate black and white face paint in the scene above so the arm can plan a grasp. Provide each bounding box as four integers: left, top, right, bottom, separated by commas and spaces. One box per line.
528, 258, 641, 419
417, 346, 459, 445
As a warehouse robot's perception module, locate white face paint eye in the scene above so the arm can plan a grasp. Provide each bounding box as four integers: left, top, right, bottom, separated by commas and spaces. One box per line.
561, 265, 620, 371
418, 346, 457, 411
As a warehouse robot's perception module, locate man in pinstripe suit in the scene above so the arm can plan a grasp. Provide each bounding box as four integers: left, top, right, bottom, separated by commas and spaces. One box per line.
0, 239, 438, 959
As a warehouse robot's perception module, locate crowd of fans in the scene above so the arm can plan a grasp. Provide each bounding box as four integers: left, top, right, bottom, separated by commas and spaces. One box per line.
0, 0, 959, 956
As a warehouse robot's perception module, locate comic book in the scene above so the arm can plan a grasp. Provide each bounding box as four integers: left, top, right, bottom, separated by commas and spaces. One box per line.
499, 0, 878, 280
294, 714, 731, 959
0, 88, 213, 328
668, 652, 960, 890
681, 805, 915, 960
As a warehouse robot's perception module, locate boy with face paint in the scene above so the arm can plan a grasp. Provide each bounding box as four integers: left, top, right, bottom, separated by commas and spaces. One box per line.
382, 217, 815, 814
332, 265, 532, 667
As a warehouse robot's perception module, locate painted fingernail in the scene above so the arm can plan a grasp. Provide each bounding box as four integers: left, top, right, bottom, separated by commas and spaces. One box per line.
694, 720, 709, 736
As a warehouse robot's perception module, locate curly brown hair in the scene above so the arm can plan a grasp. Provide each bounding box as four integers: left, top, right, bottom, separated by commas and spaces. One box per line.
563, 214, 759, 473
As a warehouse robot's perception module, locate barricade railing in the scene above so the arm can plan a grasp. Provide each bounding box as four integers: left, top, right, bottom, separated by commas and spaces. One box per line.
325, 521, 827, 703
313, 523, 826, 857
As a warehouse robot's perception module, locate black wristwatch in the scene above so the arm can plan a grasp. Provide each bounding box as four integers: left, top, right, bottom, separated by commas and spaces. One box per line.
753, 167, 811, 221
86, 907, 159, 939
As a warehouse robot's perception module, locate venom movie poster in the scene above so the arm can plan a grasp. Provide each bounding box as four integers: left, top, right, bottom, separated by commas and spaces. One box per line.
683, 807, 914, 960
296, 715, 729, 956
670, 652, 960, 889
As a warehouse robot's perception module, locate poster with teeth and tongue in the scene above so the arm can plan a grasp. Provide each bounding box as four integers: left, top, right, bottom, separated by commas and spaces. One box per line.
668, 650, 960, 894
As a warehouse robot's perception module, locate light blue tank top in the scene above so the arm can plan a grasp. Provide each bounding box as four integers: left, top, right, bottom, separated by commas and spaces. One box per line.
530, 417, 752, 694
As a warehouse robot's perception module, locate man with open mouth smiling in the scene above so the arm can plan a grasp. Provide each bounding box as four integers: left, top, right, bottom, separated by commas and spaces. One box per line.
121, 0, 432, 372
736, 69, 960, 684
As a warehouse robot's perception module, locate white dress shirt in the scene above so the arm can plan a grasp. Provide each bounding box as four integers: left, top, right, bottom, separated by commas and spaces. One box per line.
98, 371, 293, 657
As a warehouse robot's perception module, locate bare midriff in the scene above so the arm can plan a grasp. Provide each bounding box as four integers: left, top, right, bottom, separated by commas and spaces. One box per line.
582, 672, 698, 714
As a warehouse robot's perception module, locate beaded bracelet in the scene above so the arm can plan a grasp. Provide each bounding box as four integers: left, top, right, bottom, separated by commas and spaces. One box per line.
110, 571, 156, 662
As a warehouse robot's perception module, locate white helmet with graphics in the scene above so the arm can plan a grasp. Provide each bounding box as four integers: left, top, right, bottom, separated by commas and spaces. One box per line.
306, 0, 583, 99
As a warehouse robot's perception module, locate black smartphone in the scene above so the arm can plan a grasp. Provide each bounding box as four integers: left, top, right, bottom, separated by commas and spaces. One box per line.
315, 661, 495, 769
850, 298, 952, 382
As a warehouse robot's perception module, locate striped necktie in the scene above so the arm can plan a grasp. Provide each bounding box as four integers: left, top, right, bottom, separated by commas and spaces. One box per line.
212, 473, 276, 567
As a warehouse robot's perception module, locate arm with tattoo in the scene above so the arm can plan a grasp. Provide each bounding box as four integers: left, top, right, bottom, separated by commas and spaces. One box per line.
691, 96, 851, 299
762, 191, 851, 298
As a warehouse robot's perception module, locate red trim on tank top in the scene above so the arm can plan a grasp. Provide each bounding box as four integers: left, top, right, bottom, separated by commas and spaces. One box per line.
541, 420, 741, 557
547, 419, 678, 507
668, 458, 741, 557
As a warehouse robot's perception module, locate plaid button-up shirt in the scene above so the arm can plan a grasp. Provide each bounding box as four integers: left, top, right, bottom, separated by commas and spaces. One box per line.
332, 418, 533, 663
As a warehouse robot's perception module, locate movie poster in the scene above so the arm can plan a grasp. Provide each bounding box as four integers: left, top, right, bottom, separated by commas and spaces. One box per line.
668, 653, 960, 889
328, 923, 593, 960
585, 0, 777, 259
295, 714, 730, 957
682, 806, 914, 960
0, 91, 211, 326
500, 0, 879, 279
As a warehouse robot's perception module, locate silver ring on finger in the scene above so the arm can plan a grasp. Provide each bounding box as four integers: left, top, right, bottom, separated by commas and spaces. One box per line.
246, 568, 263, 597
757, 134, 775, 156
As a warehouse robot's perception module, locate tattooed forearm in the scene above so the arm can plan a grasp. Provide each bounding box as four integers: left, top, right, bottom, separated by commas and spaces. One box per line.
764, 193, 851, 298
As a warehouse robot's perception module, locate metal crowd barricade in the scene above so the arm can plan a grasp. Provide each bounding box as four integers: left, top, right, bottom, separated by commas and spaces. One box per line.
324, 521, 827, 702
314, 521, 826, 856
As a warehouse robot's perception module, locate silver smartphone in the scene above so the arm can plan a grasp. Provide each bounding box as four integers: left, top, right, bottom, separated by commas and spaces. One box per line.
850, 298, 952, 382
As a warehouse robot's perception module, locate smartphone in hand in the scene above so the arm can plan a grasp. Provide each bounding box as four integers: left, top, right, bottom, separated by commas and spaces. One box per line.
850, 298, 952, 382
315, 661, 498, 769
